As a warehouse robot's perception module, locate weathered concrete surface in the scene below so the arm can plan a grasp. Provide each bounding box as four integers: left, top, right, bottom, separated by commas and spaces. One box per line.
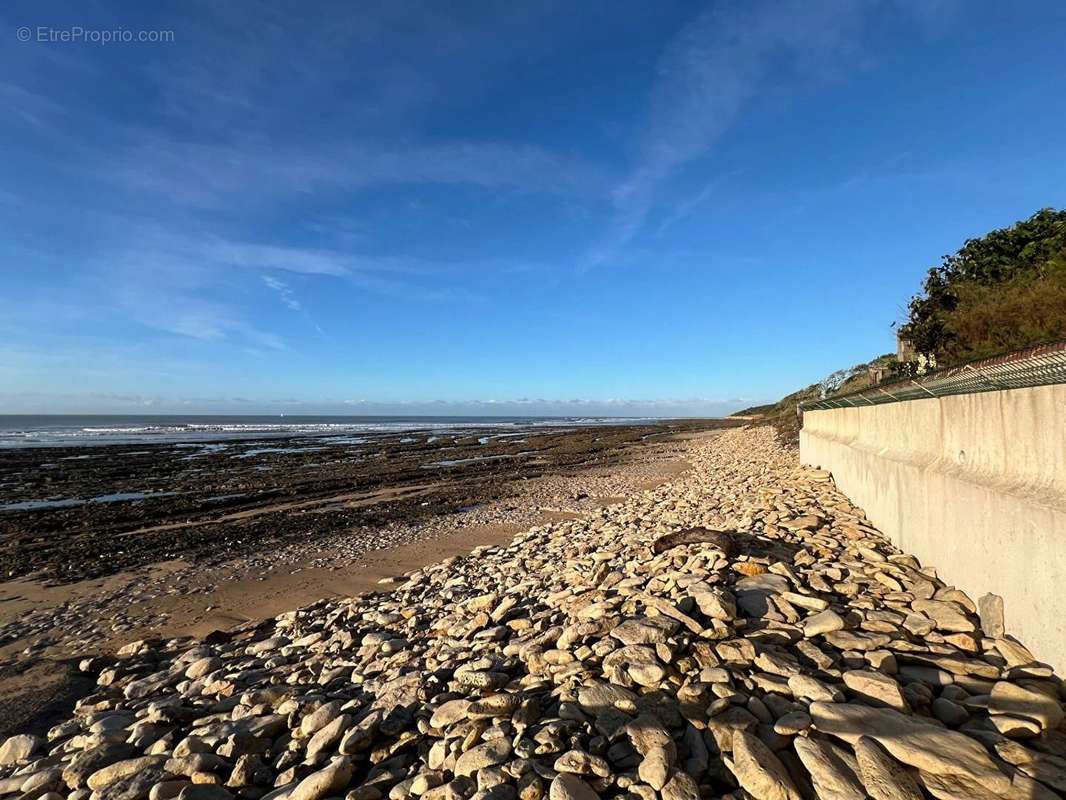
800, 383, 1066, 672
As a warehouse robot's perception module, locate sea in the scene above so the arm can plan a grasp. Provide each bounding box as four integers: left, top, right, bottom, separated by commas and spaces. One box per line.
0, 415, 663, 449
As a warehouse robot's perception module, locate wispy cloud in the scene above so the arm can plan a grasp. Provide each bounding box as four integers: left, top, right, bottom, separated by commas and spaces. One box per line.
585, 0, 875, 269
209, 241, 352, 276
261, 275, 302, 311
0, 391, 747, 416
655, 169, 744, 236
75, 225, 489, 350
110, 287, 288, 351
108, 137, 604, 210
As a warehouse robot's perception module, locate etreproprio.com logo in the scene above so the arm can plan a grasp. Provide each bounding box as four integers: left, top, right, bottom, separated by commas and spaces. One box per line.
17, 26, 175, 44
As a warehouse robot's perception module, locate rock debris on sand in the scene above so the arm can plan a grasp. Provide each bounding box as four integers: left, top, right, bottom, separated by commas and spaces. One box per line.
0, 446, 691, 659
1, 427, 1064, 800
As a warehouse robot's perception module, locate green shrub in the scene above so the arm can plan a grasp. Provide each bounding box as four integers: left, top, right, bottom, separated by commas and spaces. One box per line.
940, 254, 1066, 362
899, 208, 1066, 365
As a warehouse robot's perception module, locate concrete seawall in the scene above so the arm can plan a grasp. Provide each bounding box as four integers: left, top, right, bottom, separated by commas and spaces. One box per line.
800, 383, 1066, 672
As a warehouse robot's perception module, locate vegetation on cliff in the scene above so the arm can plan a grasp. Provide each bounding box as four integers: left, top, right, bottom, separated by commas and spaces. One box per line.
744, 208, 1066, 444
733, 354, 895, 444
899, 208, 1066, 365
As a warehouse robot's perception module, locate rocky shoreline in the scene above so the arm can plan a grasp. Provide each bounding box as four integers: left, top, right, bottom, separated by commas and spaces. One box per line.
1, 427, 1063, 800
0, 422, 727, 585
0, 429, 698, 663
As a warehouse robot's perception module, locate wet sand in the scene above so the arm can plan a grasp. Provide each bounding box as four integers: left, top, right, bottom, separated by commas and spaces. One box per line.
0, 421, 736, 675
0, 420, 733, 583
0, 424, 727, 736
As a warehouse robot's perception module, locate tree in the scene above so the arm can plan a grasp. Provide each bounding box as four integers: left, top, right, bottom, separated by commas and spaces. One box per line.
898, 208, 1066, 364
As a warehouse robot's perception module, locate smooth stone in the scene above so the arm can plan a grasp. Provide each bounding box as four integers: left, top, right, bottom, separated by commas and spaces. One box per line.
602, 646, 665, 687
626, 715, 675, 790
1016, 751, 1066, 793
810, 703, 1011, 797
63, 744, 140, 788
782, 515, 823, 531
177, 787, 235, 800
842, 670, 908, 711
20, 769, 63, 794
899, 665, 953, 688
454, 740, 512, 778
772, 711, 811, 736
793, 737, 866, 800
730, 730, 802, 800
152, 782, 193, 800
611, 616, 679, 646
802, 610, 845, 637
705, 706, 758, 753
994, 638, 1036, 668
991, 713, 1043, 738
0, 734, 43, 766
788, 674, 843, 703
547, 775, 597, 800
185, 657, 222, 680
911, 600, 975, 633
735, 575, 790, 618
902, 614, 936, 637
853, 737, 923, 800
88, 757, 168, 792
989, 681, 1064, 731
289, 759, 353, 800
306, 713, 351, 757
823, 630, 891, 651
931, 698, 969, 727
299, 702, 343, 737
165, 754, 229, 778
692, 588, 737, 621
430, 700, 471, 729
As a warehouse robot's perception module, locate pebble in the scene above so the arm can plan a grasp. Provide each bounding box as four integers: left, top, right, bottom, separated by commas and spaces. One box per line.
811, 702, 1013, 796
853, 736, 923, 800
793, 736, 866, 800
801, 608, 844, 637
989, 680, 1065, 732
548, 775, 597, 800
731, 731, 802, 800
841, 670, 908, 712
0, 734, 42, 766
1, 428, 1063, 800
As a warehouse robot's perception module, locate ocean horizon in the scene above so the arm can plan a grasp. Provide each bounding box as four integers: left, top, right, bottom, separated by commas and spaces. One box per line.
0, 413, 682, 448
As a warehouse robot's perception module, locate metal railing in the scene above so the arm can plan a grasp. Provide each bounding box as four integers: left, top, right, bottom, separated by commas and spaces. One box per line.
801, 339, 1066, 411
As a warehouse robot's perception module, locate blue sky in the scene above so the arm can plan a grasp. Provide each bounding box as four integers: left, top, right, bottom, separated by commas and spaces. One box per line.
2, 1, 1065, 416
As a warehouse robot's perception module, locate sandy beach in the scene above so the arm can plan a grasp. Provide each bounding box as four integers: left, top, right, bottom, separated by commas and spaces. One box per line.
0, 421, 716, 583
2, 425, 1060, 800
0, 420, 738, 734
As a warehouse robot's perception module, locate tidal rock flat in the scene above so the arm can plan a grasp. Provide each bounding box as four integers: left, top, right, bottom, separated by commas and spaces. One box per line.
0, 424, 713, 662
1, 421, 730, 584
1, 427, 1063, 800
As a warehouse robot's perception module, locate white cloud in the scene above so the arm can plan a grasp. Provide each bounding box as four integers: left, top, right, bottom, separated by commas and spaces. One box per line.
585, 0, 876, 269
261, 275, 302, 311
0, 391, 749, 416
81, 225, 492, 350
109, 137, 604, 210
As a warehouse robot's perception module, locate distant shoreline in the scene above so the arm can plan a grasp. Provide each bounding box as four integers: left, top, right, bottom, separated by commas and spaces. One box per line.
0, 413, 726, 449
0, 421, 734, 676
0, 418, 740, 583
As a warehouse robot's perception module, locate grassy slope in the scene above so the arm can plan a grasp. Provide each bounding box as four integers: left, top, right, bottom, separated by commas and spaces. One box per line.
733, 354, 895, 445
